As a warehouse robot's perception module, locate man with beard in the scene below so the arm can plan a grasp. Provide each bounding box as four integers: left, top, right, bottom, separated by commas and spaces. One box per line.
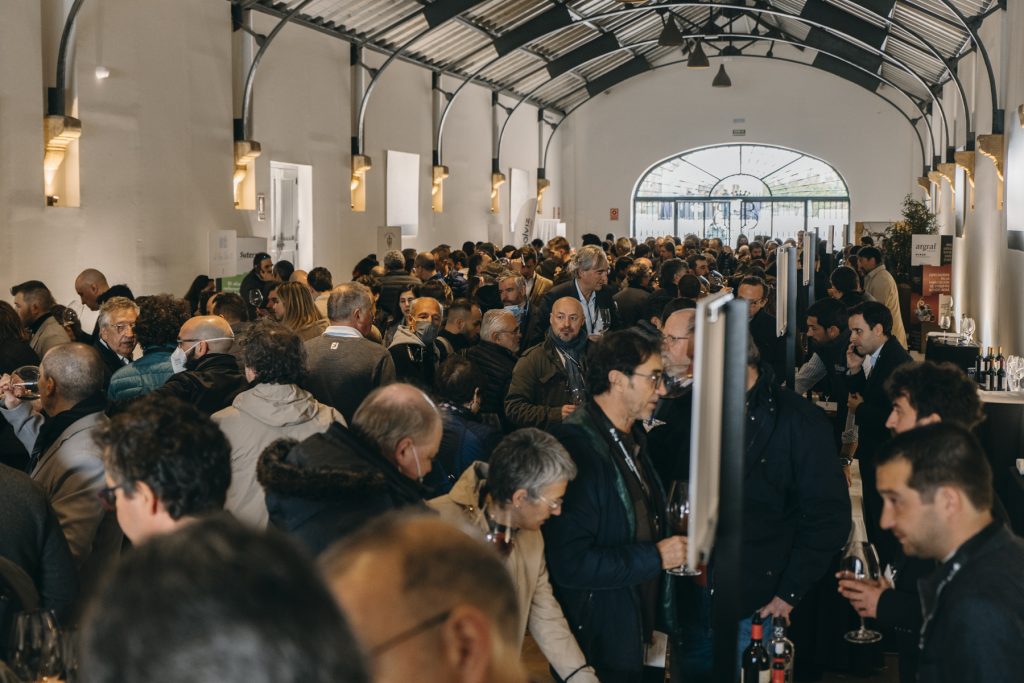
505, 297, 587, 430
797, 298, 854, 456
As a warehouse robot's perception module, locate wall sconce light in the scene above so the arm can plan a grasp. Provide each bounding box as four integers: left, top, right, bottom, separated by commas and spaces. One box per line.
431, 164, 449, 213
490, 170, 506, 214
977, 134, 1005, 209
954, 150, 975, 209
43, 114, 82, 207
916, 176, 932, 198
537, 177, 551, 214
233, 139, 262, 210
95, 66, 110, 80
351, 154, 372, 212
1018, 104, 1024, 128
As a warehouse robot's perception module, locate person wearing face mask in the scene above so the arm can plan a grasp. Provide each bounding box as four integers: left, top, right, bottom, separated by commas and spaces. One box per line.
257, 383, 442, 555
505, 297, 588, 430
149, 315, 248, 415
387, 297, 448, 391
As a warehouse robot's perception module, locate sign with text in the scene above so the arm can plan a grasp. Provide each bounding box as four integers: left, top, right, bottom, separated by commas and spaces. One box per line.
911, 234, 942, 266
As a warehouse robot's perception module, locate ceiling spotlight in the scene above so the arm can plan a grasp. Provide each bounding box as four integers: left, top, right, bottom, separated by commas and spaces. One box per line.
712, 64, 732, 87
657, 13, 684, 47
687, 40, 710, 68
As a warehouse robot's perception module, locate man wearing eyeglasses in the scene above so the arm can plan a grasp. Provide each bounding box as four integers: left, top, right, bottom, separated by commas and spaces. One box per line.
543, 330, 686, 682
94, 297, 139, 381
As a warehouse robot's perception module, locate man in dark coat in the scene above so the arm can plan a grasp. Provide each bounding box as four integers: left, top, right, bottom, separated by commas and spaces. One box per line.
496, 271, 541, 351
544, 330, 686, 682
238, 252, 274, 321
797, 297, 854, 450
258, 383, 442, 555
93, 297, 138, 383
150, 316, 247, 415
537, 246, 620, 340
846, 301, 913, 565
874, 424, 1024, 682
613, 263, 653, 328
464, 309, 519, 430
737, 275, 787, 382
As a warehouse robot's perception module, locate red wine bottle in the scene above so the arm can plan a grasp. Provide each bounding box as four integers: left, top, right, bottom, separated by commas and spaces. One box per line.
742, 613, 770, 683
771, 642, 787, 683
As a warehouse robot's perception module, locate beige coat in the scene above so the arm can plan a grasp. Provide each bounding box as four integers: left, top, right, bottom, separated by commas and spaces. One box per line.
213, 383, 345, 527
429, 464, 599, 683
30, 315, 69, 358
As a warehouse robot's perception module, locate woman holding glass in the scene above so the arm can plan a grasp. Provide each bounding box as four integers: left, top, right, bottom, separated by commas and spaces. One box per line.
429, 429, 598, 682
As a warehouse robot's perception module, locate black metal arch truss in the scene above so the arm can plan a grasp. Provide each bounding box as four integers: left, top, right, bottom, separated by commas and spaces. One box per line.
438, 4, 953, 165
50, 0, 88, 116
532, 51, 931, 186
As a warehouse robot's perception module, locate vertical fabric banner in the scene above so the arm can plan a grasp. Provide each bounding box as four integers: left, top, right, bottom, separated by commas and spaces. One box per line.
909, 235, 952, 349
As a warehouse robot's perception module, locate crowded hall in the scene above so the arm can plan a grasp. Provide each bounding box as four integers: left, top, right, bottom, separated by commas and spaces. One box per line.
4, 1, 1024, 682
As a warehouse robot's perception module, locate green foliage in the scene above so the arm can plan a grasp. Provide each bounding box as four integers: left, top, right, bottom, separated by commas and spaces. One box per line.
885, 194, 938, 283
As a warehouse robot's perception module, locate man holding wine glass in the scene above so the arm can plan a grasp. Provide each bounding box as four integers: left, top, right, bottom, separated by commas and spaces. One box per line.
543, 330, 686, 682
872, 424, 1024, 681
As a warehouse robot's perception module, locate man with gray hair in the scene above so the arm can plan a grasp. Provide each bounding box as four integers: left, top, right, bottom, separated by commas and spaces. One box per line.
94, 296, 139, 380
465, 309, 520, 429
0, 343, 122, 590
259, 383, 442, 554
149, 315, 247, 414
379, 249, 422, 320
305, 282, 396, 423
429, 429, 599, 682
538, 244, 619, 339
497, 270, 541, 351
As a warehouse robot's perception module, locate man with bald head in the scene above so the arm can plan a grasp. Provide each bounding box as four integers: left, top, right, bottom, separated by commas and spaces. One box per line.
321, 513, 529, 683
75, 269, 134, 342
259, 383, 442, 553
505, 297, 588, 429
0, 343, 122, 587
388, 297, 448, 390
149, 316, 247, 414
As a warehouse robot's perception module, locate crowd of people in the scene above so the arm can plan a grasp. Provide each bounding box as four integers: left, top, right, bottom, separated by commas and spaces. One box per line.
0, 230, 1021, 683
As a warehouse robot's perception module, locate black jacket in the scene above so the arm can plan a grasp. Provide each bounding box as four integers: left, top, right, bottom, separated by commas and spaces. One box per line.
378, 270, 422, 319
89, 284, 135, 343
537, 280, 620, 338
543, 404, 672, 676
737, 370, 851, 614
151, 353, 249, 415
93, 339, 130, 385
750, 309, 787, 382
238, 270, 264, 321
613, 286, 652, 328
647, 391, 693, 485
917, 522, 1024, 682
464, 341, 517, 427
257, 424, 428, 555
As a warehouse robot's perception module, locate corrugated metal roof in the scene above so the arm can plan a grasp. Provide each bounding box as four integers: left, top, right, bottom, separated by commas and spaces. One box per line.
242, 0, 996, 115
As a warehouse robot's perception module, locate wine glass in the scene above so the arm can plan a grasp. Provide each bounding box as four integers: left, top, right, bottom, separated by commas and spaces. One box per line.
569, 385, 586, 407
963, 317, 976, 345
8, 610, 64, 682
939, 313, 951, 338
61, 300, 82, 328
840, 541, 883, 644
11, 366, 41, 401
248, 288, 264, 309
665, 480, 701, 576
595, 307, 612, 336
484, 506, 515, 558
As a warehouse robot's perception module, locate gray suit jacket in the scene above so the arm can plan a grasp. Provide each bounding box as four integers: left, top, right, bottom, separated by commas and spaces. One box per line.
2, 403, 121, 589
29, 316, 69, 359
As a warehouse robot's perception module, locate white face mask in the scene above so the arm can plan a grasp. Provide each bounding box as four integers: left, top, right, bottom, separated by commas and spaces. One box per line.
411, 444, 423, 483
170, 337, 233, 374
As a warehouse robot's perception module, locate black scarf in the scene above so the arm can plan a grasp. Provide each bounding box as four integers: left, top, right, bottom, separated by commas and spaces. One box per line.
549, 327, 587, 394
28, 392, 107, 473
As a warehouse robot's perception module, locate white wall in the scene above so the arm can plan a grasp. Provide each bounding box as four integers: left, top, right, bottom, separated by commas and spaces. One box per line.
558, 56, 918, 243
0, 0, 554, 306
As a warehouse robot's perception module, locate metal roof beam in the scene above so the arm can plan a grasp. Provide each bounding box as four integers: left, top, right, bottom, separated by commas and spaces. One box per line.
547, 34, 621, 79
585, 56, 651, 97
494, 5, 573, 57
801, 0, 887, 47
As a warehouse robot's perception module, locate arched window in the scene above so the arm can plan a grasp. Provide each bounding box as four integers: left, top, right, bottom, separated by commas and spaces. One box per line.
632, 144, 850, 245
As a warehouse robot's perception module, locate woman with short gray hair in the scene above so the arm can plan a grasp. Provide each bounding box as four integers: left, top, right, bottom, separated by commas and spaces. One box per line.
428, 428, 598, 683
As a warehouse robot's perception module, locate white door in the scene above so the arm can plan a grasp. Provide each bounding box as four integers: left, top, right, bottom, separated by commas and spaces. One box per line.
270, 163, 300, 267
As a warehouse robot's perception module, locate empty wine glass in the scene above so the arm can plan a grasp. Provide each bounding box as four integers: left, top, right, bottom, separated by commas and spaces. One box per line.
595, 307, 612, 336
11, 366, 41, 401
939, 314, 951, 337
840, 540, 883, 644
569, 385, 586, 407
61, 300, 82, 328
9, 610, 64, 683
248, 288, 264, 309
963, 317, 976, 345
484, 505, 515, 558
665, 480, 701, 576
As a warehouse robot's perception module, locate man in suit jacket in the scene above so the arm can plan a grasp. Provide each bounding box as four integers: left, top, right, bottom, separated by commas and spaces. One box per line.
520, 246, 553, 307
93, 297, 139, 383
537, 245, 620, 340
846, 301, 913, 565
0, 343, 122, 594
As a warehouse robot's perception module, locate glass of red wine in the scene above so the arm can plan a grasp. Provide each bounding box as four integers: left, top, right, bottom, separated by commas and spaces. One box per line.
11, 366, 41, 401
9, 609, 64, 683
665, 480, 701, 576
840, 540, 883, 644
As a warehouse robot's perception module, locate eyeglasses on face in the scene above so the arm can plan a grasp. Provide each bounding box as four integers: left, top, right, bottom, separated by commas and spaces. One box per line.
631, 371, 665, 389
97, 483, 127, 512
110, 322, 137, 334
662, 333, 690, 345
534, 494, 563, 511
369, 610, 452, 657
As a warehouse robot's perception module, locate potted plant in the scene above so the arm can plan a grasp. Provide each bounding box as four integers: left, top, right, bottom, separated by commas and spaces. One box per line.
885, 194, 938, 284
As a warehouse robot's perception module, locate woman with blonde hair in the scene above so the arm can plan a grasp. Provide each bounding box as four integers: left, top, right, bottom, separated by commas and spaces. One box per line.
268, 281, 327, 341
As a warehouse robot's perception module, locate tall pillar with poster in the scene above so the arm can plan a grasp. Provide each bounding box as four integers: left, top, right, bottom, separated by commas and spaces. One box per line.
909, 234, 953, 350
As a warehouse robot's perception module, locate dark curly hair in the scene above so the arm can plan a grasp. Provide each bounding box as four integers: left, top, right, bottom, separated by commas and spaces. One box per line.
239, 319, 305, 385
585, 329, 661, 396
93, 395, 230, 520
135, 294, 190, 348
885, 361, 984, 430
0, 300, 29, 344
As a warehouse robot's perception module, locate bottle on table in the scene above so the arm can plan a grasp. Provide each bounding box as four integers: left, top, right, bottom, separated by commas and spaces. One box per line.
997, 346, 1007, 391
768, 623, 795, 683
983, 346, 994, 390
742, 612, 771, 683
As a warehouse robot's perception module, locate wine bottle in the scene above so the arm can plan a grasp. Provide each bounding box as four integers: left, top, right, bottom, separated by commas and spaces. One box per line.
984, 346, 994, 390
997, 347, 1007, 391
771, 641, 787, 683
742, 613, 771, 683
974, 350, 984, 384
769, 624, 795, 683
